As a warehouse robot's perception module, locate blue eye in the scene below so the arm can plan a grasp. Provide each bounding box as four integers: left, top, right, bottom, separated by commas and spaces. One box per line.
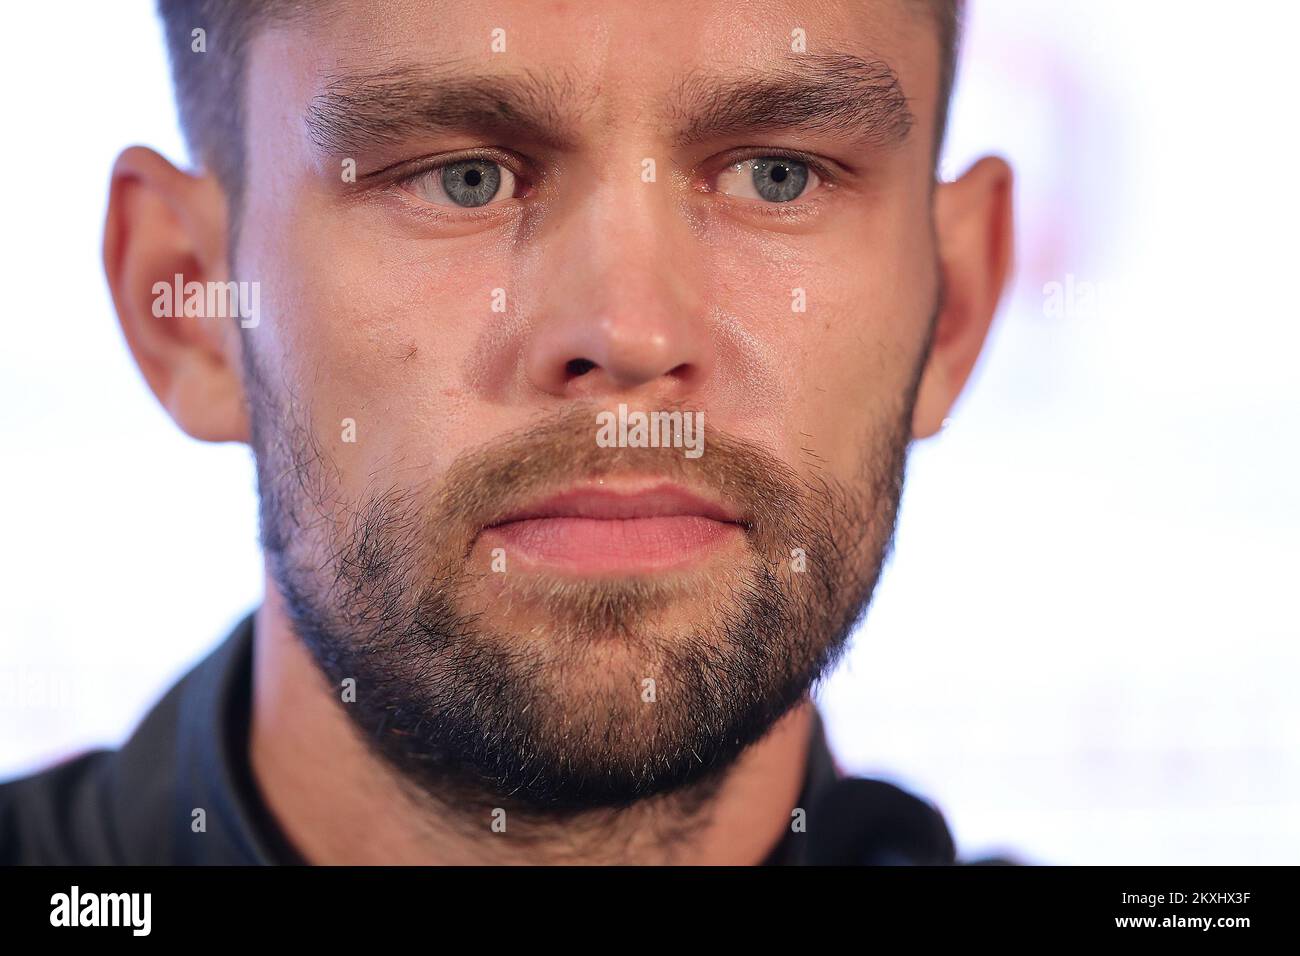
716, 156, 819, 203
400, 158, 517, 208
441, 159, 503, 207
750, 158, 810, 202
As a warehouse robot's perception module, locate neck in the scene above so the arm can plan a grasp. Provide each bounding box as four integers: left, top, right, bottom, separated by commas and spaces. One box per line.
248, 578, 815, 865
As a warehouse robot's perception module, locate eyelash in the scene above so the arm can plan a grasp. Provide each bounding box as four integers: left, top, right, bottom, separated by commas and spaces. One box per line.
385, 149, 530, 199
379, 146, 837, 210
706, 148, 837, 193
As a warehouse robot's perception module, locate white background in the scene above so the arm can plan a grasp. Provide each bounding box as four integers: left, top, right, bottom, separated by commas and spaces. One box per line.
1, 1, 1296, 864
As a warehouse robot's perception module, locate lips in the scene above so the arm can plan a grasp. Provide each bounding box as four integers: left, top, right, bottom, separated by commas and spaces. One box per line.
481, 482, 746, 572
489, 483, 743, 525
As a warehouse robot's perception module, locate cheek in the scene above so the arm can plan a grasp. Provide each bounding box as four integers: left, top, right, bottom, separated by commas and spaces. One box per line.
701, 209, 934, 479
241, 205, 518, 497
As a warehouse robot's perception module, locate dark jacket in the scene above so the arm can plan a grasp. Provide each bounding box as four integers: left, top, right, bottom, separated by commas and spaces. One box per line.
0, 612, 958, 865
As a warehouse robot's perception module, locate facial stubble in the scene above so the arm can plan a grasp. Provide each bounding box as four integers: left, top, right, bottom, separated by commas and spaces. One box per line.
245, 349, 923, 826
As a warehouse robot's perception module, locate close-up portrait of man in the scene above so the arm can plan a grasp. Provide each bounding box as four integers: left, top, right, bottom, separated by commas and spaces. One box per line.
2, 0, 1011, 868
3, 1, 1294, 927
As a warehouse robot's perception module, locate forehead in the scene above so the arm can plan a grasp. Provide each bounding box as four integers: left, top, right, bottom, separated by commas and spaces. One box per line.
245, 0, 940, 147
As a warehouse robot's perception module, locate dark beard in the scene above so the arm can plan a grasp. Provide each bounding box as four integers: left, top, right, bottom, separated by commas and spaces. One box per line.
245, 358, 918, 823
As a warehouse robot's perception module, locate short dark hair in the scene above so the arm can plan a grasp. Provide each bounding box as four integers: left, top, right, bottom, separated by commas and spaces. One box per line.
158, 0, 962, 205
158, 0, 312, 211
930, 0, 963, 159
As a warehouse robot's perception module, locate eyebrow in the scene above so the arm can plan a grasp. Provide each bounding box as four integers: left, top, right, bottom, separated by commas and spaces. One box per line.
304, 64, 588, 155
668, 52, 915, 149
304, 51, 914, 158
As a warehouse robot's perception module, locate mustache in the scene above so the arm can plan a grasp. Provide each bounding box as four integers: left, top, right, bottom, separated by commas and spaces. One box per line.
425, 402, 810, 563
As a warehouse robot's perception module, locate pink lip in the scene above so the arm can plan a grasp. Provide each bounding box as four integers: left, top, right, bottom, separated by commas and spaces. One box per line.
482, 482, 746, 573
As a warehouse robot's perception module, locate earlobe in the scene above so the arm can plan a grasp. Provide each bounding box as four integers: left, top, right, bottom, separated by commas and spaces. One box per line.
102, 146, 251, 444
912, 155, 1015, 439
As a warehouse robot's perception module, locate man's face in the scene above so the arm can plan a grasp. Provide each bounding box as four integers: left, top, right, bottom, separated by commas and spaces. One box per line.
234, 0, 943, 812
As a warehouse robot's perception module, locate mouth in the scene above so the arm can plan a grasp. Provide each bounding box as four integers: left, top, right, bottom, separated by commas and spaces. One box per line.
480, 481, 747, 574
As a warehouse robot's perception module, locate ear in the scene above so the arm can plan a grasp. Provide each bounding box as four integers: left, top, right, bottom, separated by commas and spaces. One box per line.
102, 146, 251, 443
912, 155, 1015, 439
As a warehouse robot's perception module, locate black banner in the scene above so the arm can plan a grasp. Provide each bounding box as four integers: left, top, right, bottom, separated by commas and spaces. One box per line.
1, 865, 1288, 943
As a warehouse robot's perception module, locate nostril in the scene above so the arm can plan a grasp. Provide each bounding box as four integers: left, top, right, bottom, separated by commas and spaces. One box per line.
565, 358, 597, 378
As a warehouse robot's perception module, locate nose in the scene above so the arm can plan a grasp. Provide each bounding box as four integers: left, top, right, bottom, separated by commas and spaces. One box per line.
523, 175, 713, 402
